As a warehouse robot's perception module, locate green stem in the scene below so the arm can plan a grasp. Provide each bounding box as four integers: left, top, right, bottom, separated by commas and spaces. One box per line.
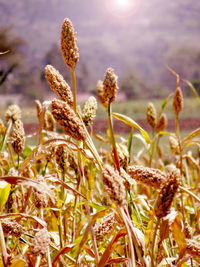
107, 103, 120, 174
174, 114, 185, 221
71, 68, 77, 114
0, 119, 12, 152
151, 218, 160, 267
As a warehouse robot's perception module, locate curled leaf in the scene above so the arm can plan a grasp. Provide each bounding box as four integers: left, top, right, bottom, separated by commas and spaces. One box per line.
112, 112, 151, 144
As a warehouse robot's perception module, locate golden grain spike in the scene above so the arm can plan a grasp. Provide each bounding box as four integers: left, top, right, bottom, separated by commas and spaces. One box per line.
155, 169, 180, 219
30, 228, 50, 255
128, 165, 166, 189
102, 67, 119, 104
102, 165, 126, 206
156, 113, 167, 133
51, 98, 87, 141
82, 96, 98, 126
169, 136, 179, 154
11, 119, 25, 155
146, 102, 157, 128
35, 100, 42, 120
44, 111, 55, 132
184, 220, 192, 239
97, 80, 108, 108
94, 213, 115, 241
61, 18, 79, 69
5, 104, 21, 123
1, 219, 24, 237
45, 64, 73, 106
55, 145, 69, 172
173, 87, 183, 116
0, 119, 5, 135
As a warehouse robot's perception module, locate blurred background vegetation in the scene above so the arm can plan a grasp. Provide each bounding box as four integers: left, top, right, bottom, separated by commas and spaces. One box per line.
0, 0, 200, 106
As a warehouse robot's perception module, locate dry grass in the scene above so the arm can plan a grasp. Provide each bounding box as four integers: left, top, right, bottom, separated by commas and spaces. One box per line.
0, 18, 200, 267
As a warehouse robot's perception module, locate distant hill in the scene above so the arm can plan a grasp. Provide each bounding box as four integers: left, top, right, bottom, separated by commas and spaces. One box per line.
0, 0, 200, 97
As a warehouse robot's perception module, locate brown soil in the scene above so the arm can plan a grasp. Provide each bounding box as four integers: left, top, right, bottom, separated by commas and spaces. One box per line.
24, 118, 200, 135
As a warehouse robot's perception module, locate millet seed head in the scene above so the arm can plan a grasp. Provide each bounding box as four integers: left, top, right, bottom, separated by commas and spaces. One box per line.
55, 145, 69, 172
30, 228, 50, 255
169, 136, 179, 155
97, 80, 108, 108
146, 102, 157, 128
102, 165, 126, 206
11, 119, 25, 155
1, 219, 24, 237
128, 165, 166, 189
82, 96, 97, 126
51, 98, 87, 141
173, 87, 183, 116
61, 18, 79, 69
156, 113, 167, 133
155, 169, 180, 219
45, 65, 73, 106
5, 104, 21, 123
94, 213, 115, 241
102, 68, 119, 104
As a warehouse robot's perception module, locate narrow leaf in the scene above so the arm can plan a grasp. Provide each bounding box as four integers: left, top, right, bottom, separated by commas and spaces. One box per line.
112, 112, 151, 144
98, 228, 127, 267
0, 182, 11, 209
182, 128, 200, 144
182, 79, 200, 103
52, 244, 76, 267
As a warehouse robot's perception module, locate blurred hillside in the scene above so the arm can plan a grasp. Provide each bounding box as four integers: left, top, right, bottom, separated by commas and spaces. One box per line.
0, 0, 200, 103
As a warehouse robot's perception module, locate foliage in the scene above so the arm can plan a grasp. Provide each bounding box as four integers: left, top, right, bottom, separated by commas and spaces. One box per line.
0, 17, 200, 267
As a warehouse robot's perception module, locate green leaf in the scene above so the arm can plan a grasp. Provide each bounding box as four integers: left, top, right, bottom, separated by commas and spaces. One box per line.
0, 181, 11, 209
182, 128, 200, 144
183, 79, 200, 104
159, 93, 173, 116
23, 146, 32, 158
127, 128, 133, 159
112, 112, 151, 144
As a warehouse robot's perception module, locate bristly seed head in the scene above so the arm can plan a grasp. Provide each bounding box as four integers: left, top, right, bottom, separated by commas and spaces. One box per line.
5, 105, 21, 123
1, 219, 24, 237
61, 18, 79, 69
102, 165, 126, 206
11, 119, 25, 155
128, 165, 166, 189
82, 96, 97, 126
97, 80, 108, 108
102, 68, 119, 105
146, 102, 157, 128
169, 136, 179, 155
30, 228, 50, 255
156, 113, 167, 133
173, 87, 183, 116
51, 98, 87, 141
94, 213, 115, 241
45, 65, 73, 106
155, 169, 180, 219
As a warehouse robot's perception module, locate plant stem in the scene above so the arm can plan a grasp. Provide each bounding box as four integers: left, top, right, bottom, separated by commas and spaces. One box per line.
0, 119, 12, 152
151, 218, 160, 267
107, 103, 120, 174
35, 254, 42, 267
0, 222, 8, 266
71, 68, 77, 114
120, 207, 136, 267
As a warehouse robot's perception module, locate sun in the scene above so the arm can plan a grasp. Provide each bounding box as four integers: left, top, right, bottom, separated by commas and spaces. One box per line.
105, 0, 140, 19
115, 0, 131, 8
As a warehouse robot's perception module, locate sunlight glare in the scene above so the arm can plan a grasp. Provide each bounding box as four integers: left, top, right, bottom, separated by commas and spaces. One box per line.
115, 0, 131, 8
105, 0, 140, 19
